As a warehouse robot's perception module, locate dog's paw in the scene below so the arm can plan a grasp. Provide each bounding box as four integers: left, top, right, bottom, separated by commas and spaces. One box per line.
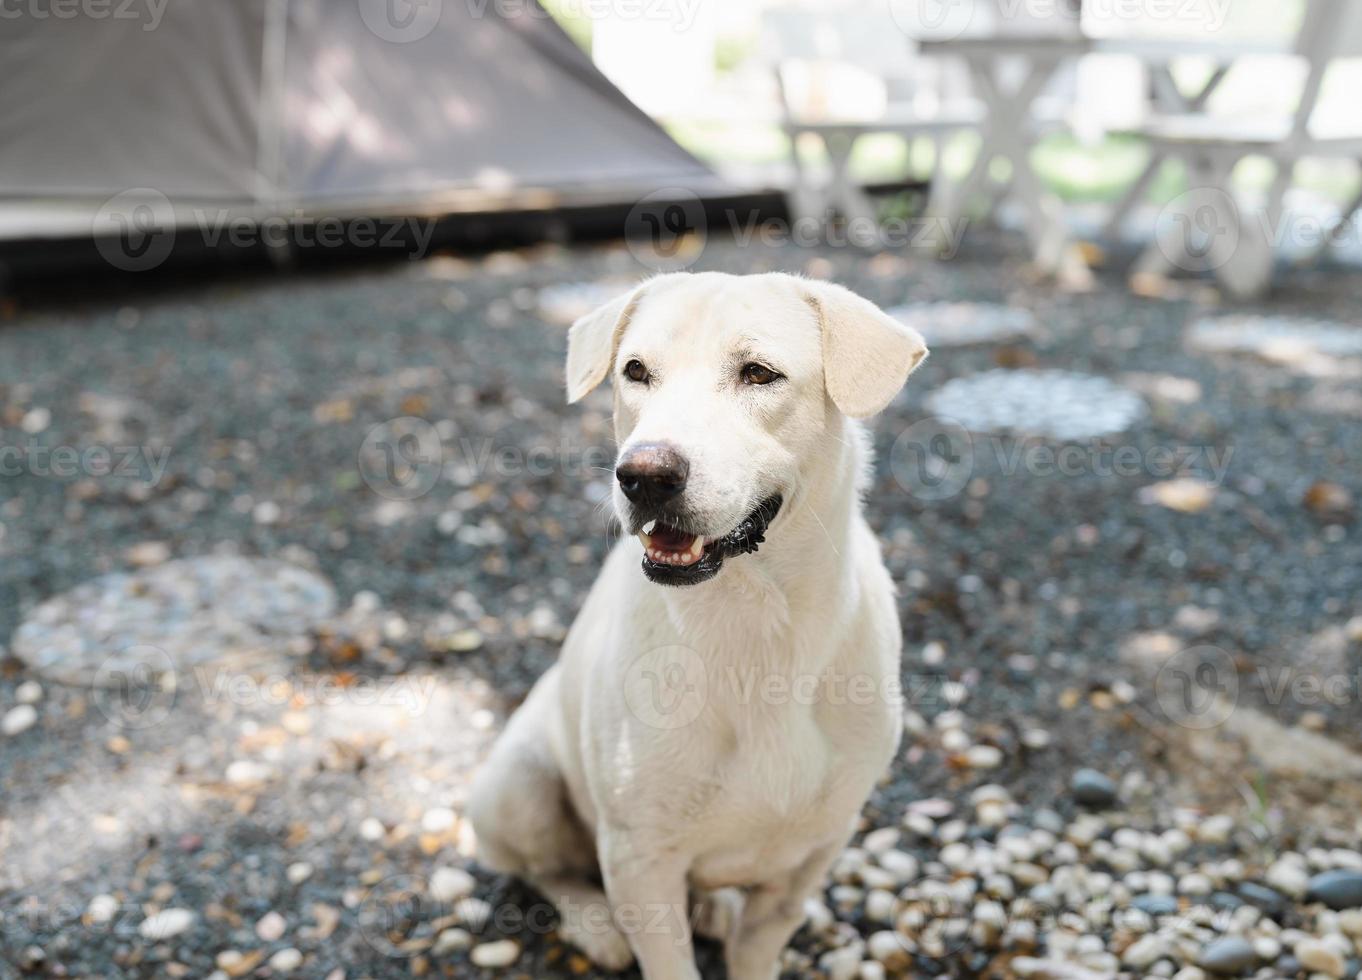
558, 920, 635, 972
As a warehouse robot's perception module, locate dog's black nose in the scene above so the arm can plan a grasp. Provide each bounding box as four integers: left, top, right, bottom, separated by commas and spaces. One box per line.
616, 443, 689, 508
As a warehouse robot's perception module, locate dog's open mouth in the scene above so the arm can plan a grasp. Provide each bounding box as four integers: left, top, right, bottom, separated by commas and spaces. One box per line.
636, 495, 782, 587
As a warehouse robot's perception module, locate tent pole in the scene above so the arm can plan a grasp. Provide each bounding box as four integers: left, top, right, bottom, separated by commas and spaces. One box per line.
257, 0, 293, 267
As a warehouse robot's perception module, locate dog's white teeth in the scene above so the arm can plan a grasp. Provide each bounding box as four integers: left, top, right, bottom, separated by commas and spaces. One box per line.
643, 520, 658, 535
637, 532, 653, 550
686, 536, 704, 560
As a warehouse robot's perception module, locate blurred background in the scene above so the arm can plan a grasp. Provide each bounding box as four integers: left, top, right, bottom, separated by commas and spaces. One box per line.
3, 1, 1362, 978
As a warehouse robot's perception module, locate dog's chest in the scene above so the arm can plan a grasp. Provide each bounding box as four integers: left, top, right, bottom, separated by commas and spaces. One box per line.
685, 707, 888, 889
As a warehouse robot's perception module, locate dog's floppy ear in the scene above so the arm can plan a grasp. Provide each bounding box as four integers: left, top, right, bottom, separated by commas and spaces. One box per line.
804, 280, 928, 418
565, 286, 644, 404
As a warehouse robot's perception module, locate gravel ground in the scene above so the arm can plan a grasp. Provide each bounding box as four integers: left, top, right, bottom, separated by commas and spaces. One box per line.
1, 229, 1361, 979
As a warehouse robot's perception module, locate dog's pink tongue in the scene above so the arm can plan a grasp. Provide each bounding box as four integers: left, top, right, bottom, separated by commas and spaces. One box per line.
650, 524, 691, 552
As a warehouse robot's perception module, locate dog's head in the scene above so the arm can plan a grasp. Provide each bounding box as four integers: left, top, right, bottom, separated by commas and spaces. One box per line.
566, 272, 927, 586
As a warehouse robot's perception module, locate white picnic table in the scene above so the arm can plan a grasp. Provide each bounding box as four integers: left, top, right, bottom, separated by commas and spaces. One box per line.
918, 32, 1288, 278
919, 34, 1089, 279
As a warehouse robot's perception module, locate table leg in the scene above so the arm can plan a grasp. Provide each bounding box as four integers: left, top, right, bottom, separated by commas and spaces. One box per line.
1105, 63, 1230, 240
964, 56, 1079, 275
823, 131, 880, 234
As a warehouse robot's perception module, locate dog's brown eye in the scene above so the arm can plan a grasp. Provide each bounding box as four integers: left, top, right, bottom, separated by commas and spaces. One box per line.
740, 363, 781, 386
623, 359, 649, 383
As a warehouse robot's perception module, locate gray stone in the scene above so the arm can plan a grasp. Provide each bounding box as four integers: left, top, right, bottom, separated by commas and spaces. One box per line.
1071, 769, 1118, 808
1196, 935, 1257, 975
1131, 894, 1179, 917
1236, 882, 1287, 916
1307, 869, 1362, 910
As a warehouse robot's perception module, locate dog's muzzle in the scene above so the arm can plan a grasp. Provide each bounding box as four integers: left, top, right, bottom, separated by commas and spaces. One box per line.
634, 494, 783, 587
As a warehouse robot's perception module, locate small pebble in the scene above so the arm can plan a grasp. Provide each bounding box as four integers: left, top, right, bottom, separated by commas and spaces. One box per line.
1196, 935, 1256, 975
432, 927, 472, 955
268, 948, 303, 974
430, 866, 477, 904
1238, 882, 1287, 915
470, 940, 520, 968
966, 745, 1003, 769
862, 827, 900, 854
2, 704, 37, 736
87, 894, 119, 925
1132, 894, 1179, 917
1294, 937, 1346, 977
139, 908, 196, 941
255, 910, 286, 942
1267, 858, 1311, 899
1071, 769, 1118, 808
1123, 934, 1166, 968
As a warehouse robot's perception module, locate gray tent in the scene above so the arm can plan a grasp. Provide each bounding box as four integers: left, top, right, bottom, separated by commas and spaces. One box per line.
0, 0, 722, 241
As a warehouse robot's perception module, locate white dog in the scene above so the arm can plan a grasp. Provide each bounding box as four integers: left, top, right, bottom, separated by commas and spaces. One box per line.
468, 272, 928, 980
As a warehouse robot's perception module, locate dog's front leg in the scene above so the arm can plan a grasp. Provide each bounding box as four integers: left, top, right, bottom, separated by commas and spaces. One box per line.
724, 840, 843, 980
599, 833, 699, 980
